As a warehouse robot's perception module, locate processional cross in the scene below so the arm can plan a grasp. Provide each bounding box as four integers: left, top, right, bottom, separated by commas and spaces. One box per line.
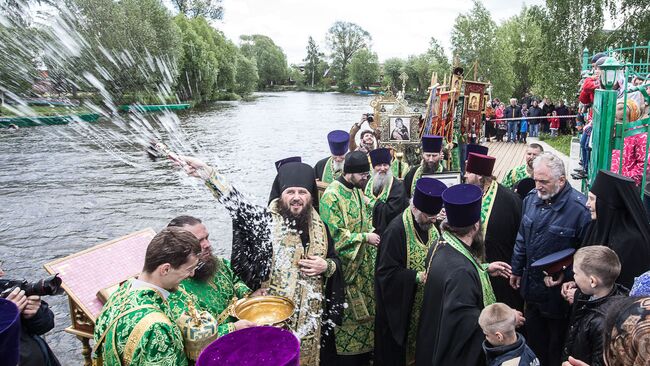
399, 72, 409, 95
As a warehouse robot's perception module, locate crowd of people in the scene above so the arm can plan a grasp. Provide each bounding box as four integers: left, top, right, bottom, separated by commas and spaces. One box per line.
485, 96, 575, 143
2, 109, 650, 366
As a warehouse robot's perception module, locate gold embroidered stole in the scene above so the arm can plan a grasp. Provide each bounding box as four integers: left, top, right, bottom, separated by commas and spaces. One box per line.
322, 157, 340, 183
480, 180, 499, 238
266, 199, 328, 365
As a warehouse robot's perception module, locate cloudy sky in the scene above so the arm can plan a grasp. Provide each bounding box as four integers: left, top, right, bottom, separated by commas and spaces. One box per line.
214, 0, 546, 64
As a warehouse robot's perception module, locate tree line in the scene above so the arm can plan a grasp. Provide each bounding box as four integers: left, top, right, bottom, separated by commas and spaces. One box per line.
0, 0, 647, 105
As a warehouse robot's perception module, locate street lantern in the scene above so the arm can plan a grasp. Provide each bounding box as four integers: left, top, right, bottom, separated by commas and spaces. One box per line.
599, 57, 622, 90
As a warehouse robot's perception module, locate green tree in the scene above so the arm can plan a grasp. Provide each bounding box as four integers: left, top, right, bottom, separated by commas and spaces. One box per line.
495, 7, 541, 98
326, 21, 372, 91
170, 0, 223, 20
382, 57, 404, 91
349, 48, 379, 90
65, 0, 183, 102
304, 36, 324, 88
234, 53, 258, 96
451, 0, 514, 99
174, 15, 219, 103
399, 38, 450, 97
288, 66, 306, 87
240, 34, 288, 88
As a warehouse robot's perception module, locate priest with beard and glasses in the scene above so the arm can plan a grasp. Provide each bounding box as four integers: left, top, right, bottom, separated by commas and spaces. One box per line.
464, 152, 524, 311
416, 184, 514, 366
364, 148, 409, 235
166, 215, 267, 336
175, 157, 344, 366
403, 135, 447, 197
320, 151, 380, 365
315, 130, 349, 184
375, 177, 447, 366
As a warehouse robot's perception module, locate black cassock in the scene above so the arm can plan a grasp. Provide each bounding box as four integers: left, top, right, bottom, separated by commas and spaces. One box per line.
313, 156, 330, 181
370, 178, 409, 235
375, 211, 429, 366
416, 243, 486, 366
402, 163, 447, 197
485, 184, 524, 311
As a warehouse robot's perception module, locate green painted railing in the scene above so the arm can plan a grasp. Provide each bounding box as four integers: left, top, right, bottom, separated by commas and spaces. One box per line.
583, 44, 650, 200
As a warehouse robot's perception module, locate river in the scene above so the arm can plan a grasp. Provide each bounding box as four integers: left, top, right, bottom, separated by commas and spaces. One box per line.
0, 91, 373, 364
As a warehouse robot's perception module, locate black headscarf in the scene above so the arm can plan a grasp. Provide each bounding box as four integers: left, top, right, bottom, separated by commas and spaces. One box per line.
268, 162, 319, 210
583, 170, 650, 288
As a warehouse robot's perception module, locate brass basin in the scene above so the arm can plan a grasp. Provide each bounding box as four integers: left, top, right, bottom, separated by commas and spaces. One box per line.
231, 295, 295, 326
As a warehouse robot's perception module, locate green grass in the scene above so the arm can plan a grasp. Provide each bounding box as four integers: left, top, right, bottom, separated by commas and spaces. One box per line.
538, 133, 573, 156
0, 105, 90, 117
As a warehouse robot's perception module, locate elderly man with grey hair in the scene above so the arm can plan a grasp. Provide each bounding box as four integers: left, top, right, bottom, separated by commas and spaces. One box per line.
504, 98, 522, 143
509, 152, 591, 366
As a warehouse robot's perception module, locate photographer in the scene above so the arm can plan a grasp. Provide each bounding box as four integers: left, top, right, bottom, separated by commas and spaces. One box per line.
349, 113, 378, 153
1, 263, 60, 366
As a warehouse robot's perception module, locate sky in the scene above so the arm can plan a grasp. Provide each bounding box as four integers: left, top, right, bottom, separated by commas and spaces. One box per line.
214, 0, 546, 64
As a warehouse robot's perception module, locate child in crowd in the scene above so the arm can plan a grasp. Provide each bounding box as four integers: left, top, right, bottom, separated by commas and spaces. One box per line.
549, 111, 560, 136
479, 303, 539, 366
520, 107, 528, 144
562, 245, 628, 366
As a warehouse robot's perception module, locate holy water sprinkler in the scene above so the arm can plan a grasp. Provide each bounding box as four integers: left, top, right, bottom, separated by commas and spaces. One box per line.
151, 141, 232, 195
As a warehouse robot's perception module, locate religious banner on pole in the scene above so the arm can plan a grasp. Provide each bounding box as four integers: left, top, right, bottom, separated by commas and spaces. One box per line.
462, 81, 489, 141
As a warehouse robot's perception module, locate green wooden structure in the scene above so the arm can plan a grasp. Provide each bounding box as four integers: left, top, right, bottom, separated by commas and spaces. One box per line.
0, 113, 100, 128
582, 44, 650, 201
117, 103, 191, 113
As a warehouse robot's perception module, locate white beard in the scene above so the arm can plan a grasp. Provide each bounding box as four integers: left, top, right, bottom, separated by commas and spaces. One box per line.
332, 160, 344, 173
372, 170, 393, 196
537, 182, 561, 200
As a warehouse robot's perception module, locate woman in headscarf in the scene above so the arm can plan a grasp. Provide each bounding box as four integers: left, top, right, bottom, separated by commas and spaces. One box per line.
582, 170, 650, 288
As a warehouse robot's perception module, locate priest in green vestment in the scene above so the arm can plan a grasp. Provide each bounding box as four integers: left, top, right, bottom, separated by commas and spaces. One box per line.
175, 157, 344, 366
465, 152, 524, 311
314, 130, 349, 184
93, 228, 201, 366
403, 135, 448, 197
166, 215, 267, 336
320, 151, 379, 364
365, 148, 409, 235
416, 184, 513, 366
501, 143, 544, 188
375, 177, 447, 365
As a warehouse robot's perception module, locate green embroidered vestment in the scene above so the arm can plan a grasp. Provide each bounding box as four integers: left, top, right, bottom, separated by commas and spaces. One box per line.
501, 164, 530, 189
402, 209, 440, 362
319, 180, 376, 355
93, 279, 187, 366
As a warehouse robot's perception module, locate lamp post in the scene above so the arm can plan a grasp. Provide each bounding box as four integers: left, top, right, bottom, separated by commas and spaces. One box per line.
598, 57, 622, 90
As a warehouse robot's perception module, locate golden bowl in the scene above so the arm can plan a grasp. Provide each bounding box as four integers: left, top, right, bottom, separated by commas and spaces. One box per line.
231, 295, 295, 326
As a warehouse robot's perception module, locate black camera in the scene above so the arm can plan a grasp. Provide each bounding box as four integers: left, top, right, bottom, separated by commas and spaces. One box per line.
366, 113, 374, 123
0, 274, 63, 298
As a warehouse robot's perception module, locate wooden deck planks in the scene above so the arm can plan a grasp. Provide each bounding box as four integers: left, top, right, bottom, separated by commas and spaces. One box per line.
484, 141, 528, 180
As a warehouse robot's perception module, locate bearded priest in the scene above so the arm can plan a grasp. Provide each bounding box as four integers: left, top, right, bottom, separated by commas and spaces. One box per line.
320, 151, 379, 365
415, 184, 513, 366
403, 135, 447, 197
464, 152, 524, 311
178, 157, 344, 366
315, 130, 349, 184
375, 177, 447, 365
364, 148, 409, 235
